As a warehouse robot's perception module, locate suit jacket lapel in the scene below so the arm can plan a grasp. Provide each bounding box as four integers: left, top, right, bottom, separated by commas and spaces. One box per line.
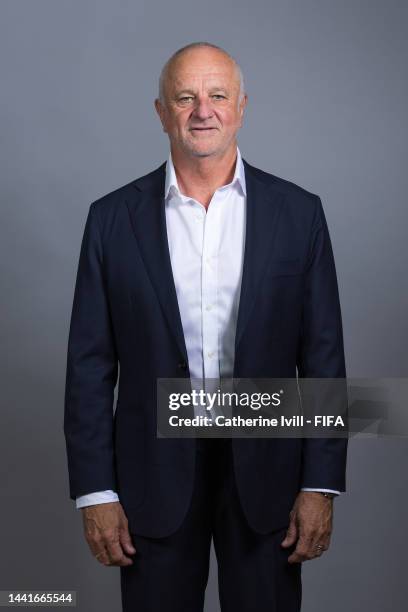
126, 164, 189, 363
234, 160, 285, 352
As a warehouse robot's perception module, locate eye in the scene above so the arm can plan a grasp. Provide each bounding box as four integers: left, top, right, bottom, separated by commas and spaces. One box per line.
212, 94, 226, 100
179, 96, 194, 103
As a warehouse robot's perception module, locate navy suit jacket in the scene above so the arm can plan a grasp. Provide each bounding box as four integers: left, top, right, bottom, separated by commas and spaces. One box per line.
64, 158, 348, 537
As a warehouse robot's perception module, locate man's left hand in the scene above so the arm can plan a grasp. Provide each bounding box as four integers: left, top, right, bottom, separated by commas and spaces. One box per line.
281, 491, 333, 563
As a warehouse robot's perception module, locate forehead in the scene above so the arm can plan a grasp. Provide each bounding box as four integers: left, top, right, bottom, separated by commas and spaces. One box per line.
167, 49, 239, 92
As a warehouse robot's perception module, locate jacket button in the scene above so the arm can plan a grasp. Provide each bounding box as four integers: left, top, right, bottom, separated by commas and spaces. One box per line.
178, 360, 188, 371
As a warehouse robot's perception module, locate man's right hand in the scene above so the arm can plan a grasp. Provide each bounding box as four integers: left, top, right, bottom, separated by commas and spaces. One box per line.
81, 502, 136, 566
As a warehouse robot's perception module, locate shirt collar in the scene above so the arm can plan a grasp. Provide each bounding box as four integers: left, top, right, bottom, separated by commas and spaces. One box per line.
164, 146, 247, 200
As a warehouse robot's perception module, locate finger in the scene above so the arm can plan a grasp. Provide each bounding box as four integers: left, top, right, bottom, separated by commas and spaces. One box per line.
88, 539, 106, 559
119, 528, 137, 555
308, 532, 330, 558
281, 521, 298, 547
315, 540, 330, 556
287, 549, 306, 563
287, 535, 312, 563
289, 539, 327, 563
105, 539, 134, 567
94, 548, 111, 565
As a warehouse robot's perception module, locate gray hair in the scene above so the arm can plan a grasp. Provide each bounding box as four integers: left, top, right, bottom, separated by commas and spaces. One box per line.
158, 42, 245, 106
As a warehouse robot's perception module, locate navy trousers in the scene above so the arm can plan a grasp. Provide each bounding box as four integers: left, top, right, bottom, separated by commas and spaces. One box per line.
120, 438, 302, 611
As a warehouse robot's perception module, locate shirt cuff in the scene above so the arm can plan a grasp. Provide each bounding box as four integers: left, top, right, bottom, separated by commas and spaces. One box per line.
300, 487, 340, 496
76, 490, 119, 509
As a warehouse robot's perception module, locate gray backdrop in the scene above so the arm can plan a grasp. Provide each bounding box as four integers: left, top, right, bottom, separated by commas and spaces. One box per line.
1, 0, 407, 610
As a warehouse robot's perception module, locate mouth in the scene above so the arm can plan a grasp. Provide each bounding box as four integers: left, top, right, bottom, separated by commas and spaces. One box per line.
190, 127, 217, 132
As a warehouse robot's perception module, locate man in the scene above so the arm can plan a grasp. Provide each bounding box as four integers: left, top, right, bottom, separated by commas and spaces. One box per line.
64, 42, 347, 611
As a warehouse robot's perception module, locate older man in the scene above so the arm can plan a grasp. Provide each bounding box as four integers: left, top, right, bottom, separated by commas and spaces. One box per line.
64, 42, 347, 611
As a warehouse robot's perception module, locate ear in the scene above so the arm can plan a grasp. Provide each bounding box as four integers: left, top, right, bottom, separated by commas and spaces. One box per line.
238, 93, 248, 127
154, 98, 168, 133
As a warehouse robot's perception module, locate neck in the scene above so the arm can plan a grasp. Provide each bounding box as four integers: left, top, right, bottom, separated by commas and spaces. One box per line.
170, 143, 238, 209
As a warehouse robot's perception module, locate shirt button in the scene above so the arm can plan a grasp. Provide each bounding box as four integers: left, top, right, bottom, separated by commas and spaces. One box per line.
206, 304, 212, 311
207, 351, 214, 358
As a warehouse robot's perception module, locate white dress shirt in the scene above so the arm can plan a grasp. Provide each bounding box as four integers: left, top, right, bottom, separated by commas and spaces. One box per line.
76, 147, 339, 509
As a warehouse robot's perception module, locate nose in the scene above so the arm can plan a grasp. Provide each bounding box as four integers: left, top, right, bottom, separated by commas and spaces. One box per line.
192, 97, 214, 120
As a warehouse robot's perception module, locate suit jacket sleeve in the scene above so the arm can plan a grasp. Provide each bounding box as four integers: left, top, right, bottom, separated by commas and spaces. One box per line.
64, 202, 118, 500
297, 196, 348, 492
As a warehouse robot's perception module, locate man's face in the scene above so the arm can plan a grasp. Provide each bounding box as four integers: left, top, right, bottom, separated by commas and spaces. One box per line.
155, 48, 247, 159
